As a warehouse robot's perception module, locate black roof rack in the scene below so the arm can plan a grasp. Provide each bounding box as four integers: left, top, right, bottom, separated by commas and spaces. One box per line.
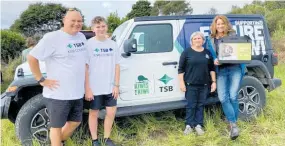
134, 14, 264, 22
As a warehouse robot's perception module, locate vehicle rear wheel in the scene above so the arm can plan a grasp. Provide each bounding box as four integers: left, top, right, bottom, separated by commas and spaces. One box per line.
238, 76, 266, 121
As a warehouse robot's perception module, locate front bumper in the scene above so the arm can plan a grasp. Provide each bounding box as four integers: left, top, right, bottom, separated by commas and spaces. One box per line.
268, 78, 282, 91
1, 92, 11, 119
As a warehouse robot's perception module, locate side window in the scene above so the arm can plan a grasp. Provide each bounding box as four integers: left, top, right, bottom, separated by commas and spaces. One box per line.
129, 24, 173, 53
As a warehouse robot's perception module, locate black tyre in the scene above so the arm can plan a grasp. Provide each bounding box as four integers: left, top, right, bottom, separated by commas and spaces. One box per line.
15, 94, 50, 145
238, 75, 266, 121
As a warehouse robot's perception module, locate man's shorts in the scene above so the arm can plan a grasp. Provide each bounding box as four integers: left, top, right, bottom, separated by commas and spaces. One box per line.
44, 97, 83, 128
90, 93, 117, 110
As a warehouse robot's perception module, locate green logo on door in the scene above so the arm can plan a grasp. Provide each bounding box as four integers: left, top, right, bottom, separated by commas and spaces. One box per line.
94, 48, 100, 52
159, 74, 173, 85
67, 44, 73, 49
134, 75, 149, 95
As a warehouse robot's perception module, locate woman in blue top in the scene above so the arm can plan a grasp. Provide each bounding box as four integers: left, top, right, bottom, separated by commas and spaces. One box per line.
206, 15, 245, 140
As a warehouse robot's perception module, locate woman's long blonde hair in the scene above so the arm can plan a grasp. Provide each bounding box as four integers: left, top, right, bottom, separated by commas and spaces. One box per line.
210, 15, 235, 38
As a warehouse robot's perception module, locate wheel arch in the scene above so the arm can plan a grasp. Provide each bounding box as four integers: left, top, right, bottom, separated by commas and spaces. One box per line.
7, 84, 42, 123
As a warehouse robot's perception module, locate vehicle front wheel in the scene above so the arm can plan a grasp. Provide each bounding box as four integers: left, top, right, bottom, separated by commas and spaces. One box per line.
15, 94, 50, 145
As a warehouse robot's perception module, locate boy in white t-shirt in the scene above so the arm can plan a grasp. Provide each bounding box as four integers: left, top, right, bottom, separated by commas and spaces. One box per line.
85, 16, 121, 146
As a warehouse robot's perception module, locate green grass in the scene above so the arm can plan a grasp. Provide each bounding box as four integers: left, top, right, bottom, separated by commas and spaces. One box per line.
1, 64, 285, 146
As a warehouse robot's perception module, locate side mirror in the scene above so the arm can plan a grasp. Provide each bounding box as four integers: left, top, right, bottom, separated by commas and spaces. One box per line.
123, 38, 137, 57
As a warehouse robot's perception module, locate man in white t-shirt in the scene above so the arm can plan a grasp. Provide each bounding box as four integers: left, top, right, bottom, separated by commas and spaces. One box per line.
85, 16, 121, 146
28, 9, 87, 146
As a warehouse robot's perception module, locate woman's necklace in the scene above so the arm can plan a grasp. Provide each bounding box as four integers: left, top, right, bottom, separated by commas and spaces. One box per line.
217, 33, 225, 39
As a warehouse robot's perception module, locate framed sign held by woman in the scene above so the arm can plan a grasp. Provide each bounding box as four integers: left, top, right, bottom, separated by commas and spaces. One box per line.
218, 35, 252, 64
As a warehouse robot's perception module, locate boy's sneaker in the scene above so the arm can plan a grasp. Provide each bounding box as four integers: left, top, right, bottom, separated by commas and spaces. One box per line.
183, 125, 193, 135
104, 138, 116, 146
195, 125, 205, 136
61, 141, 66, 146
229, 122, 239, 140
92, 139, 101, 146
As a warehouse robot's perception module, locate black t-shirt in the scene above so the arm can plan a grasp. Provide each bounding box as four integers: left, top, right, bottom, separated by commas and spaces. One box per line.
178, 48, 215, 85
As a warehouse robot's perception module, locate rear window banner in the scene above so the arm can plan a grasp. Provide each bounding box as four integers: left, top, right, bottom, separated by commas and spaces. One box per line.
200, 20, 266, 56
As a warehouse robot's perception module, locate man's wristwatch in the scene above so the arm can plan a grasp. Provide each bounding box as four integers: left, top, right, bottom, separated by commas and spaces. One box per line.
212, 81, 216, 83
37, 77, 45, 84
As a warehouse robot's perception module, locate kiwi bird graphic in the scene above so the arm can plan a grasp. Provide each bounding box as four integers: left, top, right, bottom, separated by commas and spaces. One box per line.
138, 75, 149, 82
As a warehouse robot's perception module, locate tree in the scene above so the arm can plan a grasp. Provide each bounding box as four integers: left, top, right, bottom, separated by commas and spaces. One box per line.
251, 0, 263, 6
9, 3, 84, 37
10, 19, 22, 33
250, 0, 285, 10
228, 1, 285, 34
151, 0, 193, 16
127, 0, 152, 19
263, 1, 285, 11
229, 4, 267, 15
206, 7, 218, 15
82, 24, 90, 30
151, 0, 168, 16
120, 17, 129, 23
1, 30, 25, 63
265, 9, 285, 33
107, 12, 123, 33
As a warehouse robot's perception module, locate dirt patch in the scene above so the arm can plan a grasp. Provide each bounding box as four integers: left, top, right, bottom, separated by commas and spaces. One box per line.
148, 129, 168, 139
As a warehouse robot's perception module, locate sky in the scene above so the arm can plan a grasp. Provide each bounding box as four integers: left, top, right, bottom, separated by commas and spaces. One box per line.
0, 0, 253, 29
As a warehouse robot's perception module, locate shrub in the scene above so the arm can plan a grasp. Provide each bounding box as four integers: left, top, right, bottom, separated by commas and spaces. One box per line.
271, 26, 285, 64
1, 30, 25, 64
265, 9, 285, 34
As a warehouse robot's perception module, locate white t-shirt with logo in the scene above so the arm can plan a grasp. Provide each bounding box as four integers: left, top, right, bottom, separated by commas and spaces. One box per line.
29, 30, 87, 100
86, 37, 121, 96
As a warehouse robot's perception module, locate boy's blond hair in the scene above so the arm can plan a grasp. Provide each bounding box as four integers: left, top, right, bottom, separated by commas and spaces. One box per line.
91, 16, 107, 25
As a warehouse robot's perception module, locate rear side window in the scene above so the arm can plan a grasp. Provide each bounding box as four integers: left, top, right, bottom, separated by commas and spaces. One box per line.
182, 19, 267, 56
129, 24, 173, 53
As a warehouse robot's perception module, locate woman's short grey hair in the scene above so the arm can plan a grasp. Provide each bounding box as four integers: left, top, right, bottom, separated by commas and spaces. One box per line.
190, 31, 206, 46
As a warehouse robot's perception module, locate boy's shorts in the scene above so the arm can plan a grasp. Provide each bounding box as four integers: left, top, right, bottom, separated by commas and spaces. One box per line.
89, 93, 117, 110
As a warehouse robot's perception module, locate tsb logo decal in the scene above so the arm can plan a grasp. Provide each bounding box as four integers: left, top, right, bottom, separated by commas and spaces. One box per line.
158, 74, 173, 92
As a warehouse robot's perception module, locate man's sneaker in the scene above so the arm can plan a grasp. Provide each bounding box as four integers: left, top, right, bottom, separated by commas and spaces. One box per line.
183, 125, 193, 135
229, 122, 239, 140
194, 125, 205, 136
92, 139, 101, 146
104, 138, 116, 146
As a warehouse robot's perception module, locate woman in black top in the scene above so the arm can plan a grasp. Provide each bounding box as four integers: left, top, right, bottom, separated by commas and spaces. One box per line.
178, 31, 216, 135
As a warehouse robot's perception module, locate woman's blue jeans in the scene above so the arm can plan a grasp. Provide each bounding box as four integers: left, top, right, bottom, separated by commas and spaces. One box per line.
217, 65, 242, 123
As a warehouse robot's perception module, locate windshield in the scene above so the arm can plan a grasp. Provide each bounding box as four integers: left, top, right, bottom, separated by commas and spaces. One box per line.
111, 20, 130, 45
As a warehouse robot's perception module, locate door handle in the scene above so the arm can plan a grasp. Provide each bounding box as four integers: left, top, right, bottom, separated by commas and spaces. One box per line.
162, 61, 178, 66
